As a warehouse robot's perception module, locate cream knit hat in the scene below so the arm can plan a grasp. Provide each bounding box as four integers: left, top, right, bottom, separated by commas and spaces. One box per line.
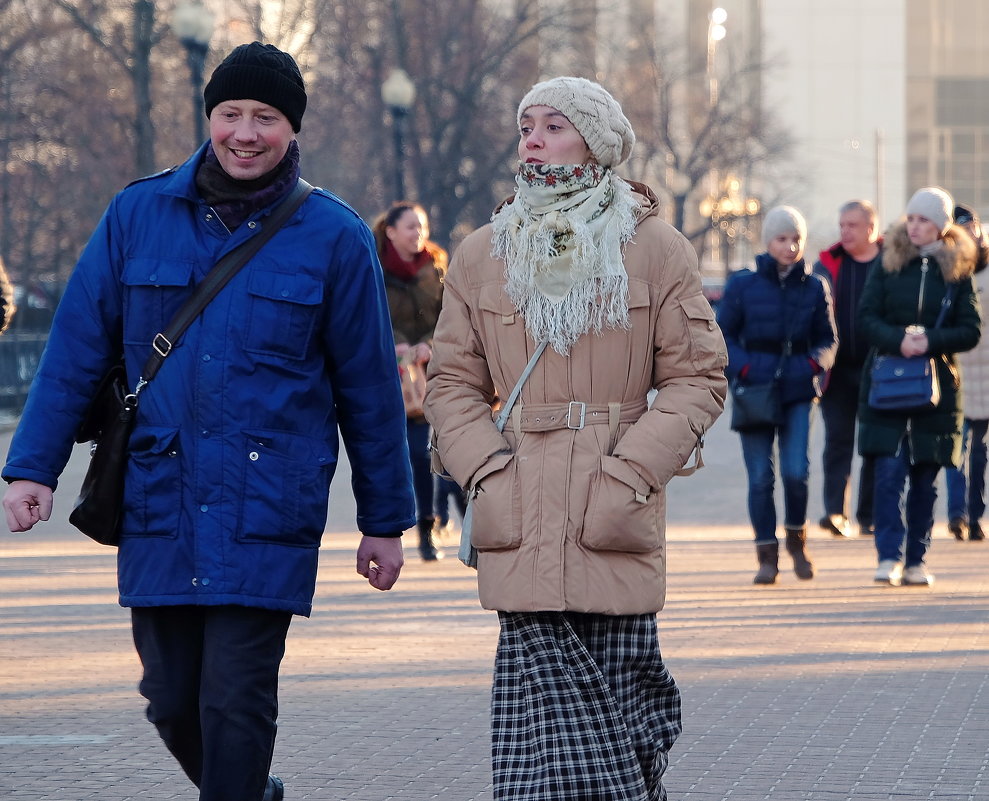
906, 186, 953, 236
761, 205, 807, 247
517, 76, 635, 167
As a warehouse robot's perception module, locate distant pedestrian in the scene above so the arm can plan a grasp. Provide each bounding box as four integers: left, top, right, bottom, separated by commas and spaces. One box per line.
859, 187, 981, 587
371, 201, 449, 561
2, 42, 414, 801
0, 253, 14, 333
425, 76, 727, 801
813, 200, 882, 538
718, 205, 838, 584
944, 203, 989, 542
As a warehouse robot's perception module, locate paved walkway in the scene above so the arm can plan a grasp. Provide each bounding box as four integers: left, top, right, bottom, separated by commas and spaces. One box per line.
1, 413, 988, 800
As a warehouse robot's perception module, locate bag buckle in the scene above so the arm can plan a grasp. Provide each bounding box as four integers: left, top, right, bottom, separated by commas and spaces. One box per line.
566, 401, 586, 430
152, 333, 173, 358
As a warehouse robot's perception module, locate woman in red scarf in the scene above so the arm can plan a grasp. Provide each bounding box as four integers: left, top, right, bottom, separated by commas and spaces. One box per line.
372, 202, 448, 560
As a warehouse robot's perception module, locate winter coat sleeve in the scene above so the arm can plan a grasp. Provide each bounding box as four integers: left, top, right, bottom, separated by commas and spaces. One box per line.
3, 201, 126, 489
322, 224, 416, 534
808, 274, 838, 371
423, 248, 512, 490
927, 276, 981, 357
611, 231, 728, 490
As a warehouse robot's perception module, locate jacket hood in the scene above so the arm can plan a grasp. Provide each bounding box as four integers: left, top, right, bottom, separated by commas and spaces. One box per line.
883, 222, 977, 283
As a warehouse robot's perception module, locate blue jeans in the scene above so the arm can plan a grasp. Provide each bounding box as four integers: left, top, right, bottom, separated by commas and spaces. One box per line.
945, 417, 989, 524
873, 437, 940, 567
406, 418, 433, 521
739, 400, 813, 544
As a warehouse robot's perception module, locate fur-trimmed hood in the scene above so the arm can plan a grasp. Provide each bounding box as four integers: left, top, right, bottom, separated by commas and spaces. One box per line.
882, 222, 977, 282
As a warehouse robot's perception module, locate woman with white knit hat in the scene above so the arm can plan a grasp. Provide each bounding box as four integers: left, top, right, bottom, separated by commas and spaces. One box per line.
858, 186, 981, 586
424, 76, 728, 800
717, 205, 838, 584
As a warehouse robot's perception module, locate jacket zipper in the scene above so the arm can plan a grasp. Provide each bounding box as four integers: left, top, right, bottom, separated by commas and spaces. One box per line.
916, 257, 929, 321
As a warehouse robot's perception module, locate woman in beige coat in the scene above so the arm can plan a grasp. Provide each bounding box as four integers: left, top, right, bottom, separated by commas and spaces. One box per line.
424, 77, 727, 800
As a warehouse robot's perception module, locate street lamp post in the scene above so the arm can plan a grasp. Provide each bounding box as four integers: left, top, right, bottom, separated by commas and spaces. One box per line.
172, 0, 215, 148
700, 175, 761, 275
381, 69, 416, 200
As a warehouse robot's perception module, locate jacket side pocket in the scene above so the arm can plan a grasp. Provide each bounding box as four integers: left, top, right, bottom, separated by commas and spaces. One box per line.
580, 455, 662, 553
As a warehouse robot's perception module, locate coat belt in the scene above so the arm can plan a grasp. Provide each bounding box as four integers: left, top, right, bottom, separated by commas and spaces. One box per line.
512, 398, 649, 432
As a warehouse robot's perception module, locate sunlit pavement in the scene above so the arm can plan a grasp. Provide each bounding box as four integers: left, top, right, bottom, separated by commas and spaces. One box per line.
2, 411, 988, 800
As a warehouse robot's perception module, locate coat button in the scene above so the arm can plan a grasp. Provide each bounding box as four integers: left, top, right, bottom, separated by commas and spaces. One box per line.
200, 504, 208, 512
249, 451, 259, 461
201, 577, 211, 586
248, 221, 257, 229
191, 577, 198, 586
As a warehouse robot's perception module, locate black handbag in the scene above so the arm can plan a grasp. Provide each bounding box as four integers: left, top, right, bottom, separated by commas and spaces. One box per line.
69, 180, 314, 546
867, 283, 956, 414
729, 377, 783, 431
730, 334, 788, 432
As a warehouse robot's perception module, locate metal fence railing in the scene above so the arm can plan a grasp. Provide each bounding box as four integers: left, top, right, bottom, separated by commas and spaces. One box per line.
0, 332, 48, 414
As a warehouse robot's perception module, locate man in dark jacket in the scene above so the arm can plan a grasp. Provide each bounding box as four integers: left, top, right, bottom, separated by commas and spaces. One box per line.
2, 43, 414, 801
813, 200, 883, 538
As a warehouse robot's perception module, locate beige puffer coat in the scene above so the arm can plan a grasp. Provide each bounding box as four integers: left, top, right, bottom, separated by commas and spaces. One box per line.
958, 267, 989, 420
423, 183, 728, 614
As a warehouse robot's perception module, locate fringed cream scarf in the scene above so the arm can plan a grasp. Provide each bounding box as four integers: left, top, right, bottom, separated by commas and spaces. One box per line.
491, 163, 639, 354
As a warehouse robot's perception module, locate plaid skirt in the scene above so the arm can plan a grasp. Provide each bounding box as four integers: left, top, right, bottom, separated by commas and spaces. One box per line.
492, 611, 681, 801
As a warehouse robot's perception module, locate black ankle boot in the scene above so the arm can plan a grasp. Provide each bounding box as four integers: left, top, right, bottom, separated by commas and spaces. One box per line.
417, 516, 442, 561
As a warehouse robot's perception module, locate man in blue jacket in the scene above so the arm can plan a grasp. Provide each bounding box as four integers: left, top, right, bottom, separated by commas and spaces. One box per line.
2, 42, 415, 801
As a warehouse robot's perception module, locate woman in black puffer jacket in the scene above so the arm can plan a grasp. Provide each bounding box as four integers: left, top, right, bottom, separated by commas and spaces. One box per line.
858, 187, 981, 587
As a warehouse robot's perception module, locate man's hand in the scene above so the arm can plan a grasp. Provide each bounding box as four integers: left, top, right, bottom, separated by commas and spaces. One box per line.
3, 480, 53, 533
356, 535, 404, 591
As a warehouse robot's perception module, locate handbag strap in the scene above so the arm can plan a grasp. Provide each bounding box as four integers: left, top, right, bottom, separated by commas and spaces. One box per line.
131, 179, 314, 397
494, 340, 549, 433
933, 282, 959, 330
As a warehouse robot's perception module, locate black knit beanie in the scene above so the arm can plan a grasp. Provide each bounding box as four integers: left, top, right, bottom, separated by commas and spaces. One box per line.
203, 42, 307, 133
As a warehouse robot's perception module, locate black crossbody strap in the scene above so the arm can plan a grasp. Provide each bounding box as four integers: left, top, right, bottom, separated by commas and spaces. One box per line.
133, 179, 314, 393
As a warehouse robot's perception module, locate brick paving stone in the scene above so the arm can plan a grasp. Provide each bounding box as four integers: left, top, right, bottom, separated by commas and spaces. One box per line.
2, 414, 989, 800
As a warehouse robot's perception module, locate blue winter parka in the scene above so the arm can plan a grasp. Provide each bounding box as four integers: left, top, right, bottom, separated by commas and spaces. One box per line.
717, 253, 838, 405
3, 144, 416, 616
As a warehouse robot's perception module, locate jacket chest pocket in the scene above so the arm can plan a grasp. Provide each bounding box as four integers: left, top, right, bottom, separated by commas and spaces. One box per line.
245, 270, 323, 360
122, 259, 194, 346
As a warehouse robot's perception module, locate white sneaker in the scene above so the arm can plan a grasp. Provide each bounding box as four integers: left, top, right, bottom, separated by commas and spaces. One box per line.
902, 565, 934, 586
874, 560, 904, 585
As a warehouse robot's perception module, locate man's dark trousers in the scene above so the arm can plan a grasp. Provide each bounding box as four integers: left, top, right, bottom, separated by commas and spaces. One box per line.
132, 605, 292, 801
820, 362, 874, 527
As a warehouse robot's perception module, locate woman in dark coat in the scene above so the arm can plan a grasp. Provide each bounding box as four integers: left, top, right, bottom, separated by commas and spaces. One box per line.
718, 206, 837, 584
372, 201, 448, 560
858, 187, 981, 587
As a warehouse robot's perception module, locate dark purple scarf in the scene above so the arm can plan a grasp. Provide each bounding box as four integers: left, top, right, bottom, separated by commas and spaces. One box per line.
195, 140, 301, 231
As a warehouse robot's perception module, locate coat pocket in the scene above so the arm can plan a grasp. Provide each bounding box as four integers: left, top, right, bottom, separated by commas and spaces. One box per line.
121, 425, 181, 538
678, 292, 726, 371
237, 428, 334, 548
467, 453, 521, 551
121, 259, 194, 347
580, 455, 662, 553
244, 270, 323, 360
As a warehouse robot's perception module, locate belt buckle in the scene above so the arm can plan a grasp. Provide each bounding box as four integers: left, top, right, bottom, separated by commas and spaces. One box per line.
566, 401, 586, 430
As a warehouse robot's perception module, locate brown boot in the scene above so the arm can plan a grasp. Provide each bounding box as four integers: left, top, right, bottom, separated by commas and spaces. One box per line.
785, 527, 814, 579
753, 542, 779, 585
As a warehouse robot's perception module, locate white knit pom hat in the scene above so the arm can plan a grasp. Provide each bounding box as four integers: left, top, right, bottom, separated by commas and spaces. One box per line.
517, 76, 635, 167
